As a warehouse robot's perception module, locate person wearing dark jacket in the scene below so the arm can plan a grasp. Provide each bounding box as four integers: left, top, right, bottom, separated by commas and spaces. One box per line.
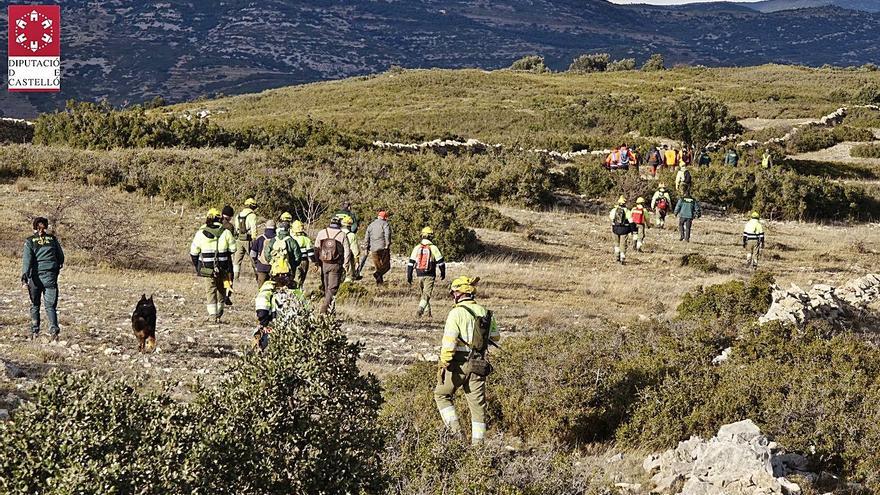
250, 220, 276, 286
674, 195, 702, 242
21, 217, 65, 341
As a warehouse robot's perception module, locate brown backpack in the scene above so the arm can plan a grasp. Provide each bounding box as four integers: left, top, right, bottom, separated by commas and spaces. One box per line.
319, 230, 344, 263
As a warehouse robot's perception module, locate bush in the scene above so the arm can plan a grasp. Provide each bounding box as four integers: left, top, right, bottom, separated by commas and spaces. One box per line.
679, 253, 720, 273
33, 101, 369, 151
0, 119, 34, 144
641, 94, 742, 149
852, 143, 880, 158
787, 126, 837, 153
843, 106, 880, 128
568, 53, 610, 73
607, 58, 636, 72
854, 83, 880, 105
0, 300, 385, 494
509, 55, 549, 73
676, 271, 774, 325
830, 125, 874, 142
641, 53, 666, 71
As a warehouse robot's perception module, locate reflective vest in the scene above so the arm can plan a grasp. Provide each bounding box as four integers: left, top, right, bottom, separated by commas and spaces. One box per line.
743, 219, 765, 242
408, 240, 444, 277
439, 299, 500, 365
292, 233, 314, 260
190, 223, 234, 274
631, 206, 647, 225
255, 281, 276, 313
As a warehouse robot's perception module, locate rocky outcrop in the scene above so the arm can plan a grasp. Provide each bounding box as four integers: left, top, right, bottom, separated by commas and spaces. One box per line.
644, 420, 811, 495
759, 273, 880, 326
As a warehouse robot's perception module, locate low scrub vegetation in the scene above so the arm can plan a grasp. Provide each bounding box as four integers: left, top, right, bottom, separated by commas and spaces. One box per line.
851, 142, 880, 159
786, 125, 874, 154
33, 101, 368, 151
383, 271, 880, 492
0, 303, 385, 494
0, 120, 34, 144
509, 55, 549, 73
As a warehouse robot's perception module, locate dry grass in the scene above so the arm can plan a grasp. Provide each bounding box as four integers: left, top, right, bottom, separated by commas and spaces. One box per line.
1, 181, 878, 391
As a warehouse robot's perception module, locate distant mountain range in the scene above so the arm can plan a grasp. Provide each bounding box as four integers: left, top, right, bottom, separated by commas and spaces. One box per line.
738, 0, 880, 13
2, 0, 878, 118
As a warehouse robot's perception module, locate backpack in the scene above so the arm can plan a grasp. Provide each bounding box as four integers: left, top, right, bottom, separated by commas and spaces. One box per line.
613, 207, 627, 226
319, 230, 344, 263
657, 197, 669, 211
198, 226, 225, 277
269, 237, 291, 275
415, 244, 433, 272
683, 169, 692, 185
236, 212, 250, 241
631, 207, 645, 225
651, 150, 662, 165
257, 236, 270, 266
458, 304, 497, 377
620, 148, 630, 166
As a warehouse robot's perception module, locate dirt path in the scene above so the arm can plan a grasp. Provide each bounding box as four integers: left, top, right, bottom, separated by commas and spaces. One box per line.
789, 141, 880, 165
738, 117, 818, 131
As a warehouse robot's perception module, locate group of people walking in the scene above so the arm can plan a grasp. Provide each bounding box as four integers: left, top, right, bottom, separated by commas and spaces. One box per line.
608, 179, 765, 268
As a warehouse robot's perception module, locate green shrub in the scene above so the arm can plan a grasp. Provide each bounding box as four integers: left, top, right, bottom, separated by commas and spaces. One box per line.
676, 271, 774, 325
510, 55, 549, 73
0, 301, 385, 494
607, 58, 636, 72
787, 126, 837, 153
830, 125, 874, 142
568, 53, 610, 73
852, 143, 880, 158
0, 119, 34, 144
843, 106, 880, 128
641, 94, 742, 149
854, 83, 880, 105
679, 253, 720, 273
33, 101, 369, 151
641, 53, 666, 71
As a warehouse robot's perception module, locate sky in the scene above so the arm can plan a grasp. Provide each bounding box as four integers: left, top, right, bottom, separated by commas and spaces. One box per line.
609, 0, 760, 4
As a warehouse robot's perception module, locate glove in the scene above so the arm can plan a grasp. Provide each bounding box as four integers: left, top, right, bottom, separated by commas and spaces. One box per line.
20, 274, 27, 286
191, 255, 200, 274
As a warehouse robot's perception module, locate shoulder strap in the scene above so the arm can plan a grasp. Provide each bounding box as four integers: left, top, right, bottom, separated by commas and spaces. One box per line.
455, 304, 500, 349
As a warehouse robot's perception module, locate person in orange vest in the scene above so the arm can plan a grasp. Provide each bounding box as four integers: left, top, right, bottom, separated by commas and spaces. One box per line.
604, 147, 620, 170
631, 197, 650, 252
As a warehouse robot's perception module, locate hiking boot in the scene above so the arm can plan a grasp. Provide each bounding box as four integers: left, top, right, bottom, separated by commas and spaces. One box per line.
416, 307, 424, 318
224, 295, 233, 306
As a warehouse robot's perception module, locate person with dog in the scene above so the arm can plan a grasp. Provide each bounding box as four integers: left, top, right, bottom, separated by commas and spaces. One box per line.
263, 221, 303, 289
232, 197, 258, 281
651, 184, 672, 228
674, 193, 702, 242
434, 276, 500, 444
406, 227, 446, 318
314, 215, 352, 314
364, 210, 392, 285
250, 220, 276, 286
290, 220, 315, 289
21, 216, 65, 342
190, 208, 235, 323
743, 211, 766, 269
609, 196, 632, 265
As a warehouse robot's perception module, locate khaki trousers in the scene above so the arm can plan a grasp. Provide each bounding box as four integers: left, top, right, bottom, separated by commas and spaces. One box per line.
232, 241, 252, 281
746, 240, 762, 267
204, 275, 225, 318
418, 276, 436, 316
614, 234, 628, 260
434, 361, 487, 444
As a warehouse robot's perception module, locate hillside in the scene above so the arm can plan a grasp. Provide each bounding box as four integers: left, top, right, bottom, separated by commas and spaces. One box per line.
739, 0, 880, 12
170, 65, 880, 146
2, 0, 880, 118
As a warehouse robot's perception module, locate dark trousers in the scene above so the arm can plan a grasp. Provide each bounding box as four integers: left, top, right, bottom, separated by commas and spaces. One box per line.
28, 274, 59, 335
371, 249, 391, 283
679, 217, 693, 242
256, 270, 270, 286
320, 263, 343, 314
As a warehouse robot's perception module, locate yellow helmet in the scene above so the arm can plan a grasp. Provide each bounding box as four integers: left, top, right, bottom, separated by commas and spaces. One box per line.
450, 276, 480, 295
421, 226, 434, 237
280, 212, 293, 222
244, 198, 257, 207
751, 211, 760, 219
291, 220, 304, 233
617, 195, 626, 205
207, 207, 221, 219
340, 214, 353, 226
636, 197, 645, 205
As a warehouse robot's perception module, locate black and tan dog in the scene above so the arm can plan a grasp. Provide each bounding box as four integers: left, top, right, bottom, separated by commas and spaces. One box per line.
132, 294, 157, 353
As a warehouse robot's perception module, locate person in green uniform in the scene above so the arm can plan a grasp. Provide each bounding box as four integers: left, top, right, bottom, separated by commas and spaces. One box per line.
21, 217, 65, 341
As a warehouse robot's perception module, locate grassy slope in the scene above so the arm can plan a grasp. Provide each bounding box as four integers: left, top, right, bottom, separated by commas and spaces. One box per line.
170, 65, 880, 145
